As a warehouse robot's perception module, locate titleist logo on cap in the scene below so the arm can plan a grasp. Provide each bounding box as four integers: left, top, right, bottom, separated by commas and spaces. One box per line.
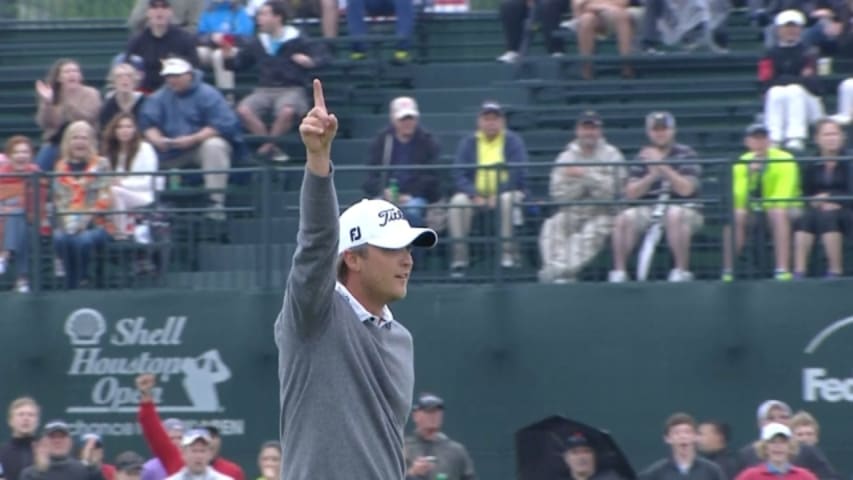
378, 208, 405, 227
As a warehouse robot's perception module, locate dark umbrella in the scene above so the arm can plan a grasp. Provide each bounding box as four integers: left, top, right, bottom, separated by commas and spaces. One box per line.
515, 415, 636, 480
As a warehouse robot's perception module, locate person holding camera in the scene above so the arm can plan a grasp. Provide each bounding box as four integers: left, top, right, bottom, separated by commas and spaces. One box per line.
404, 394, 476, 480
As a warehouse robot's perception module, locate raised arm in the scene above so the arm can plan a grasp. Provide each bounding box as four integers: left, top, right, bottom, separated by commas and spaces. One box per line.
279, 79, 340, 337
135, 375, 184, 475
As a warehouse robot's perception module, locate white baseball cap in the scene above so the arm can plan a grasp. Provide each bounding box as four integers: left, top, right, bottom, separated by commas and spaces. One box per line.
761, 422, 792, 441
160, 57, 193, 76
775, 9, 805, 26
390, 97, 420, 120
338, 199, 437, 254
181, 429, 212, 447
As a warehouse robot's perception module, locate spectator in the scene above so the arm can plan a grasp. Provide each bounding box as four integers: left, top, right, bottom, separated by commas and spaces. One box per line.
128, 0, 205, 34
255, 442, 280, 480
140, 57, 241, 219
609, 112, 703, 283
201, 427, 244, 480
114, 452, 145, 480
52, 121, 114, 290
34, 58, 102, 172
793, 118, 850, 278
0, 137, 43, 293
497, 0, 569, 63
448, 101, 528, 277
734, 424, 817, 480
572, 0, 635, 79
362, 96, 442, 228
0, 397, 41, 480
788, 412, 820, 446
164, 431, 233, 480
698, 421, 740, 480
737, 400, 838, 480
140, 419, 184, 480
832, 78, 853, 125
538, 111, 625, 283
561, 432, 626, 480
196, 0, 254, 94
346, 0, 414, 62
100, 63, 147, 130
641, 0, 729, 52
722, 122, 801, 281
404, 393, 476, 480
224, 0, 321, 160
247, 0, 339, 39
760, 10, 825, 151
639, 413, 725, 480
101, 113, 162, 239
79, 434, 116, 480
803, 3, 852, 56
20, 421, 105, 480
126, 0, 200, 94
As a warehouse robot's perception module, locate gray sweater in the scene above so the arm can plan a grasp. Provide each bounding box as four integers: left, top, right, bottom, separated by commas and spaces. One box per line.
275, 169, 415, 480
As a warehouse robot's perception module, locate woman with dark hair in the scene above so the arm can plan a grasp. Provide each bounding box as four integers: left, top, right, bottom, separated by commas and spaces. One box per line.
0, 136, 44, 293
793, 117, 852, 278
101, 113, 161, 238
255, 441, 280, 480
34, 58, 102, 172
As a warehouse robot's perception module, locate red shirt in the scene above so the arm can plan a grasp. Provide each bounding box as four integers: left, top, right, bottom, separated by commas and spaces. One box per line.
101, 463, 116, 480
736, 464, 818, 480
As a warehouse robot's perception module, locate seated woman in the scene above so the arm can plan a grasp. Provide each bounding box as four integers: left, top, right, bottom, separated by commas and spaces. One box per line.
794, 118, 851, 278
101, 113, 161, 239
52, 121, 114, 289
0, 136, 44, 293
99, 62, 146, 129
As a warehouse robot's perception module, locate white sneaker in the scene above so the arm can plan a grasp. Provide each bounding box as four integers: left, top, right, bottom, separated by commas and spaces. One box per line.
500, 253, 518, 268
15, 280, 29, 293
497, 51, 520, 64
667, 269, 694, 282
0, 256, 6, 275
54, 257, 65, 277
608, 270, 628, 283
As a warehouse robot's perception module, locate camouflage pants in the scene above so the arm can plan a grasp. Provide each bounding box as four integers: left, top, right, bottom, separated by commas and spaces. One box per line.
538, 211, 613, 282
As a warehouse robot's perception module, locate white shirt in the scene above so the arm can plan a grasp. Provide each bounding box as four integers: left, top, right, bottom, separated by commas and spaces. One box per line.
116, 141, 164, 196
165, 467, 233, 480
335, 282, 395, 329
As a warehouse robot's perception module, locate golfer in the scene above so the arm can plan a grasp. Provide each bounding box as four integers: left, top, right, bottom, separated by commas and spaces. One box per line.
275, 79, 438, 480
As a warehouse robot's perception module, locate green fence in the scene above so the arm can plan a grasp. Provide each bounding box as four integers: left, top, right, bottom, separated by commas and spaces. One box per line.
2, 281, 853, 479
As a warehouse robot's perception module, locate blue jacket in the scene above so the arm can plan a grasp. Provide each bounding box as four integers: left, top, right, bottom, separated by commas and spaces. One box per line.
140, 70, 241, 162
453, 129, 528, 196
198, 1, 254, 46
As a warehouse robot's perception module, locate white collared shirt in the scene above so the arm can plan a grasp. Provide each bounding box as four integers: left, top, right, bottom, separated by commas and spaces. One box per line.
335, 282, 395, 329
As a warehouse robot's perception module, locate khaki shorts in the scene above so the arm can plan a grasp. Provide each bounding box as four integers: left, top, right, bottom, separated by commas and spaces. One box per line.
621, 205, 704, 233
239, 87, 308, 120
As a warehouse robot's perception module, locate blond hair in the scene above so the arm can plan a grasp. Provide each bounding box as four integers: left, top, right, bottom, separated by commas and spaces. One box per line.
755, 436, 800, 460
7, 396, 40, 420
790, 411, 820, 435
60, 120, 97, 161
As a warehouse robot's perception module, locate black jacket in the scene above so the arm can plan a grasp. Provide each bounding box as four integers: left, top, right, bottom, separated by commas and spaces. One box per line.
98, 92, 146, 131
20, 456, 104, 480
737, 442, 838, 480
759, 42, 821, 95
701, 449, 741, 480
0, 436, 36, 480
224, 26, 324, 88
801, 155, 852, 206
126, 25, 200, 92
640, 456, 725, 480
363, 126, 442, 203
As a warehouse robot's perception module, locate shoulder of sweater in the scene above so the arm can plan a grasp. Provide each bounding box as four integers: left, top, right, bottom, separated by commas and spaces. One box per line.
641, 457, 672, 475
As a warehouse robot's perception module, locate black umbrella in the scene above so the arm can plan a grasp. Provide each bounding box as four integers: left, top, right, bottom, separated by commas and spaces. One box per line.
515, 415, 637, 480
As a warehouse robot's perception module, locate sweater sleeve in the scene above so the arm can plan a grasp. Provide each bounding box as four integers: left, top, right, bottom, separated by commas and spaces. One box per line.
137, 401, 183, 474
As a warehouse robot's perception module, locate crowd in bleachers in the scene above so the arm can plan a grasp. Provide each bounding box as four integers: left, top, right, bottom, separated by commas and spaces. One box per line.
1, 0, 853, 292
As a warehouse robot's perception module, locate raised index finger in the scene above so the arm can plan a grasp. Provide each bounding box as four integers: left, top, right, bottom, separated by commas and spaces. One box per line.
312, 78, 326, 111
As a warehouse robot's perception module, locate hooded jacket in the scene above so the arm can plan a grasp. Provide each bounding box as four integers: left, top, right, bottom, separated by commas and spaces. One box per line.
224, 25, 325, 88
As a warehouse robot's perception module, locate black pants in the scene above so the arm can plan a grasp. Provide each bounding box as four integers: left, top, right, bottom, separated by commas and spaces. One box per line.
500, 0, 567, 54
795, 207, 851, 235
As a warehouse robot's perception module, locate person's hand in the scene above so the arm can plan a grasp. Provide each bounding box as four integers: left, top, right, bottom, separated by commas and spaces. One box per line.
136, 374, 156, 394
299, 79, 338, 156
472, 195, 487, 207
80, 438, 101, 466
291, 53, 315, 69
34, 438, 50, 472
407, 457, 435, 476
486, 195, 497, 209
35, 80, 53, 103
821, 201, 841, 211
812, 8, 834, 19
211, 33, 225, 45
824, 20, 843, 37
151, 137, 171, 152
638, 146, 664, 162
564, 165, 585, 177
171, 135, 196, 150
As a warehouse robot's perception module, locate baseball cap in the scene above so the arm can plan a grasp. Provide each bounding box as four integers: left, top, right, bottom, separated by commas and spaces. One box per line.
775, 9, 805, 26
44, 420, 70, 435
81, 433, 103, 447
160, 57, 192, 76
565, 432, 592, 450
390, 97, 419, 120
480, 101, 504, 116
745, 122, 770, 136
114, 451, 145, 473
646, 111, 676, 130
181, 429, 212, 447
338, 199, 437, 255
413, 393, 444, 411
756, 400, 792, 421
149, 0, 171, 7
761, 422, 793, 441
577, 110, 603, 127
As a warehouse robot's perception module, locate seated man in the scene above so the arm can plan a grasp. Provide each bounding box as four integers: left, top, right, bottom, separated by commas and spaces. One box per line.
225, 0, 322, 160
539, 111, 625, 283
760, 10, 825, 151
140, 57, 241, 218
247, 0, 340, 40
346, 0, 414, 62
722, 122, 800, 281
448, 101, 527, 277
609, 112, 703, 283
362, 96, 441, 228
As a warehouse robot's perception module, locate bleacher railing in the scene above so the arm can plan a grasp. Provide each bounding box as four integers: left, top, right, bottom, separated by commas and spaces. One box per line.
1, 156, 851, 293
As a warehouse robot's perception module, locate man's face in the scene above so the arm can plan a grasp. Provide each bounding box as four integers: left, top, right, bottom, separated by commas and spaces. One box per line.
647, 126, 674, 148
412, 408, 444, 433
745, 134, 770, 154
765, 436, 791, 462
778, 24, 802, 43
793, 425, 818, 446
393, 116, 418, 138
346, 245, 414, 302
563, 446, 596, 477
576, 123, 601, 149
665, 423, 697, 449
478, 113, 504, 138
147, 4, 172, 28
165, 73, 193, 93
46, 432, 72, 456
762, 407, 791, 428
183, 441, 212, 474
697, 424, 723, 453
9, 404, 39, 436
256, 5, 282, 33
